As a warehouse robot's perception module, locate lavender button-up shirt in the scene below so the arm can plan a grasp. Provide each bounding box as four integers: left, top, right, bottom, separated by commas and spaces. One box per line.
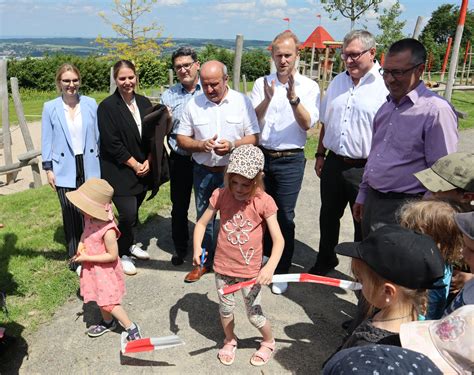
356, 82, 458, 204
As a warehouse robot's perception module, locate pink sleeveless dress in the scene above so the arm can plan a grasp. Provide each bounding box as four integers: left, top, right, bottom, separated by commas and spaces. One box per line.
80, 217, 125, 307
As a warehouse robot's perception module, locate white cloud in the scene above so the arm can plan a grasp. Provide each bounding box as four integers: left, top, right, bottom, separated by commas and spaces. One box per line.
264, 8, 286, 18
159, 0, 187, 6
380, 0, 405, 12
216, 2, 256, 12
260, 0, 287, 7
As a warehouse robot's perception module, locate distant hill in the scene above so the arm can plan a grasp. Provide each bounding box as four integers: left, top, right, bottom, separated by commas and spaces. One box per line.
0, 37, 271, 58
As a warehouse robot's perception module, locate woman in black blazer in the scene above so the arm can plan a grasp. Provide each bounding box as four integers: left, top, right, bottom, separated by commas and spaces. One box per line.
98, 60, 152, 275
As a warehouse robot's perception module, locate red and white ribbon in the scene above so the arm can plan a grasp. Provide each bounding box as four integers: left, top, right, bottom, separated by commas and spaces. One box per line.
218, 273, 362, 295
121, 333, 184, 354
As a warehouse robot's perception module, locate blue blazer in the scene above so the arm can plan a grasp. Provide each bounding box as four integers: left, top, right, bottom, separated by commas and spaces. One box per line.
41, 95, 100, 188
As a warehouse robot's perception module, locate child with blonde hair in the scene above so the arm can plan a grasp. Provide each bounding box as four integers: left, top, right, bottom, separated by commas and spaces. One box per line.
193, 145, 284, 367
332, 225, 444, 351
399, 199, 463, 319
66, 178, 141, 340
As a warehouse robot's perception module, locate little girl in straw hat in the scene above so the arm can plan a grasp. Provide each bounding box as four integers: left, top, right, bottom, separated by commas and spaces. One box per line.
66, 178, 141, 340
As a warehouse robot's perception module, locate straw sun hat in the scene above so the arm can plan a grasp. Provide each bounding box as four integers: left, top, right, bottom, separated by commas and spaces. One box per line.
66, 178, 115, 222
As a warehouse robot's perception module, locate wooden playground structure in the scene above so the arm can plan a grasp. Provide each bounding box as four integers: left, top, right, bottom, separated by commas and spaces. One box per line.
0, 60, 42, 189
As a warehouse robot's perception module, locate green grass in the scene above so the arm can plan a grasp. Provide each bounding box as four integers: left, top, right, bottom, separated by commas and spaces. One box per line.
0, 183, 170, 337
4, 90, 110, 125
450, 91, 474, 130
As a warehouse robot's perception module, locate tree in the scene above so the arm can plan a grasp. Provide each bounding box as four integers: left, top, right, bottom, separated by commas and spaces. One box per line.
96, 0, 172, 64
421, 4, 474, 45
321, 0, 383, 30
420, 4, 474, 72
375, 1, 406, 54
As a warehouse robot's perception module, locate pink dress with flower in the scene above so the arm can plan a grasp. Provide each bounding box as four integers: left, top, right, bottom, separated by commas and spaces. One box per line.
80, 217, 125, 307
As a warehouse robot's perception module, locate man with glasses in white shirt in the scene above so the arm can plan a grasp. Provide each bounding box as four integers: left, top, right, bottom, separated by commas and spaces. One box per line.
310, 30, 388, 276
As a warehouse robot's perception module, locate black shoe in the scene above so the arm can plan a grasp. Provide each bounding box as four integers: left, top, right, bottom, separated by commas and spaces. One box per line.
171, 255, 184, 266
309, 258, 339, 276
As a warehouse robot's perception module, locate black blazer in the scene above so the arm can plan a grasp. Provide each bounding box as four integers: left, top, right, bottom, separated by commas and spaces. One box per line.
98, 89, 152, 196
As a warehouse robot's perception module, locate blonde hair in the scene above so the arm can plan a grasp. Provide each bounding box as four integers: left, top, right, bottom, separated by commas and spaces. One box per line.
55, 63, 81, 92
351, 258, 427, 319
271, 30, 300, 52
398, 199, 463, 264
224, 172, 265, 198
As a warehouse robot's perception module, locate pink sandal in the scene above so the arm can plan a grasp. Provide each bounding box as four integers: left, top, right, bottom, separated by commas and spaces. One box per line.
250, 339, 275, 366
218, 338, 237, 366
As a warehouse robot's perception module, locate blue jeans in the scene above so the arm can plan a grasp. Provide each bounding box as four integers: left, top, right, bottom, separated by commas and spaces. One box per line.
193, 162, 224, 267
262, 151, 306, 274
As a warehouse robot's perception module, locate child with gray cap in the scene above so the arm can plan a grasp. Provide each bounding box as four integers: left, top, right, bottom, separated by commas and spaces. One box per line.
193, 144, 284, 367
414, 151, 474, 210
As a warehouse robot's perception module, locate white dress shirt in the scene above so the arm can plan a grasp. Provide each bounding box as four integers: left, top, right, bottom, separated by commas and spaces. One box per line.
63, 101, 83, 156
249, 72, 320, 150
177, 88, 259, 167
321, 61, 388, 159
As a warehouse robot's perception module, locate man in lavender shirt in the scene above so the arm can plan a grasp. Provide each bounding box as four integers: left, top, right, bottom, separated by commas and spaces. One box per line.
353, 38, 458, 238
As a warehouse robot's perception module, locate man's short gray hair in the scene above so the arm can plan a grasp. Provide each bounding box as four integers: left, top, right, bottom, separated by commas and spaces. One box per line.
343, 30, 376, 51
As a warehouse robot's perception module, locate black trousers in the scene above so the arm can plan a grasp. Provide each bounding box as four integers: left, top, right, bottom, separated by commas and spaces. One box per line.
113, 191, 147, 257
318, 152, 363, 263
56, 154, 85, 261
169, 151, 194, 255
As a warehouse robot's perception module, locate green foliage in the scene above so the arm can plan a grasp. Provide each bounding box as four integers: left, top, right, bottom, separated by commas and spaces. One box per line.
136, 54, 169, 87
96, 0, 172, 64
420, 4, 474, 72
198, 44, 234, 74
375, 1, 406, 54
7, 55, 110, 93
241, 49, 271, 81
321, 0, 383, 29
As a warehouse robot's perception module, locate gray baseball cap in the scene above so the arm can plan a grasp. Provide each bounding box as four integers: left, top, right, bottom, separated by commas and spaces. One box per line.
414, 152, 474, 192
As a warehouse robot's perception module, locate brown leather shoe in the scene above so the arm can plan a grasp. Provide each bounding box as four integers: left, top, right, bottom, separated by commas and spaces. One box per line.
184, 266, 209, 283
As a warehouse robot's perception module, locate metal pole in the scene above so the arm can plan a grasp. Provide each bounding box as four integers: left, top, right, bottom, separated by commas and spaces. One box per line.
445, 0, 468, 102
232, 34, 244, 91
168, 69, 174, 86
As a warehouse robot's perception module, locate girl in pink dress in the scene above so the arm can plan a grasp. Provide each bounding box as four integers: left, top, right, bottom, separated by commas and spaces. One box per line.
193, 145, 284, 367
66, 178, 141, 340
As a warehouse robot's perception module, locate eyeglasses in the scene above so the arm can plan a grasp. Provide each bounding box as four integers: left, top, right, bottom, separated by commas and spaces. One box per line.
341, 49, 370, 61
174, 62, 195, 71
61, 79, 80, 85
379, 63, 422, 78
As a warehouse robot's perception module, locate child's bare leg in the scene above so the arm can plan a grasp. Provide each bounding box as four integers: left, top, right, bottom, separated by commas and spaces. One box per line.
251, 321, 274, 364
110, 305, 133, 329
220, 314, 235, 341
99, 308, 113, 322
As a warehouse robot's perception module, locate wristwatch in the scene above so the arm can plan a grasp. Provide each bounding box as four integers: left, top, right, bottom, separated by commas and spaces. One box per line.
315, 152, 326, 159
229, 141, 236, 153
289, 96, 300, 106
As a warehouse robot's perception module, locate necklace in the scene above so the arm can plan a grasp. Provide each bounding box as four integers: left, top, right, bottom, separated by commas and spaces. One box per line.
372, 313, 411, 322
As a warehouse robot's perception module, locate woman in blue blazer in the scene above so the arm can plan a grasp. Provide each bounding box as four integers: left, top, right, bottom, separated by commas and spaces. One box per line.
98, 60, 153, 275
41, 63, 100, 270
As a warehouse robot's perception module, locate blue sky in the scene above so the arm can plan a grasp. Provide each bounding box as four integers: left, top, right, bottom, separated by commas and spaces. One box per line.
0, 0, 471, 41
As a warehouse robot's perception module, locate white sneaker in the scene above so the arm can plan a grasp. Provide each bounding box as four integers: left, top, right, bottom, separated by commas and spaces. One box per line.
130, 244, 150, 260
121, 255, 137, 275
76, 265, 82, 277
271, 282, 288, 295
